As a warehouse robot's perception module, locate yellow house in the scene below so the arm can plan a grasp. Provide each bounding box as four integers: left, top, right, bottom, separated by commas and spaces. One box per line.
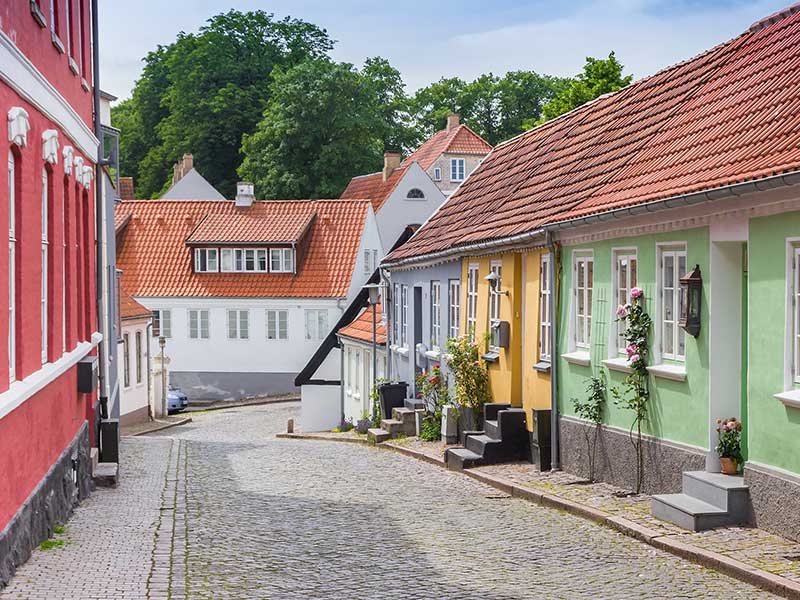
460, 248, 552, 435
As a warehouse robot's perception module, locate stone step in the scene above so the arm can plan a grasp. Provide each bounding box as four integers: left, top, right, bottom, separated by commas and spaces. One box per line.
465, 433, 501, 456
484, 403, 512, 422
682, 471, 748, 513
651, 493, 735, 532
484, 419, 499, 439
391, 407, 417, 423
90, 447, 99, 474
93, 462, 119, 488
445, 447, 483, 471
367, 428, 391, 444
404, 398, 425, 411
380, 417, 415, 437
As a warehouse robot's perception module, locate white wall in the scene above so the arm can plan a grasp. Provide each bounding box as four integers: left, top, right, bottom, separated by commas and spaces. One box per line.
341, 335, 387, 422
345, 207, 384, 303
118, 318, 150, 423
134, 296, 345, 376
300, 384, 341, 431
374, 162, 446, 253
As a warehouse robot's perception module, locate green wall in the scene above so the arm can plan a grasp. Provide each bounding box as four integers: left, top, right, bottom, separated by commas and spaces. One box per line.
557, 227, 710, 449
748, 211, 800, 474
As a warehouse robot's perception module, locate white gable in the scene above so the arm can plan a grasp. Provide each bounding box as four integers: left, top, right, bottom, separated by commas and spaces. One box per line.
161, 168, 225, 200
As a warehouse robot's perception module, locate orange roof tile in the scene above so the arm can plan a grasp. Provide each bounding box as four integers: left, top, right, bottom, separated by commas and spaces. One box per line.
402, 124, 492, 171
337, 305, 386, 345
388, 6, 800, 262
120, 295, 151, 320
339, 167, 407, 213
186, 211, 316, 245
116, 199, 370, 298
114, 210, 131, 235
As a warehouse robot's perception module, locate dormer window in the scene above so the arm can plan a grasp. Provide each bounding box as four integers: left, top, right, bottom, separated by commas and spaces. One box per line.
270, 248, 293, 273
450, 158, 465, 182
406, 188, 425, 200
194, 248, 218, 272
433, 167, 442, 181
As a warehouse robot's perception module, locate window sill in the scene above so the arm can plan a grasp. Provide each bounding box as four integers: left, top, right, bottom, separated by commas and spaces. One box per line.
481, 351, 500, 363
775, 389, 800, 409
562, 351, 590, 367
603, 357, 633, 374
51, 33, 65, 54
533, 360, 551, 373
647, 363, 687, 382
392, 346, 409, 357
424, 349, 441, 360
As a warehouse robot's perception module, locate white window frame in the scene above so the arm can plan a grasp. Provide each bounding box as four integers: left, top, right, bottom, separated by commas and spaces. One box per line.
539, 253, 551, 362
449, 279, 461, 339
270, 248, 293, 273
194, 248, 218, 273
572, 252, 593, 350
430, 281, 441, 350
658, 244, 687, 361
152, 309, 172, 338
400, 285, 408, 347
41, 168, 49, 364
266, 309, 288, 340
488, 261, 502, 351
220, 248, 234, 272
467, 263, 479, 342
392, 284, 400, 346
188, 309, 210, 340
792, 245, 800, 385
227, 309, 249, 340
304, 309, 328, 341
8, 151, 15, 381
122, 332, 130, 389
433, 166, 442, 182
135, 330, 143, 384
613, 249, 638, 354
450, 158, 465, 182
363, 249, 373, 275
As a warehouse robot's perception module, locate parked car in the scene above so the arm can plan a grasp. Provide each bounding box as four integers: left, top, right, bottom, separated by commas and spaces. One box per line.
167, 385, 188, 414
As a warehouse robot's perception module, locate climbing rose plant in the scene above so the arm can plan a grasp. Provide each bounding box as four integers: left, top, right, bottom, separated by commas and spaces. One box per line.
446, 335, 491, 430
610, 287, 652, 494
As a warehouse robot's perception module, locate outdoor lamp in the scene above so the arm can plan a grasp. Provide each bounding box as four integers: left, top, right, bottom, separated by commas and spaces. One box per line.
363, 282, 381, 305
484, 271, 508, 295
679, 264, 702, 338
159, 336, 166, 350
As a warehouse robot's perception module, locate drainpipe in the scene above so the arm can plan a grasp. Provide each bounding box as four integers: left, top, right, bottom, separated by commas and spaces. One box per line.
381, 268, 393, 380
338, 339, 345, 426
547, 229, 560, 471
91, 0, 107, 428
146, 321, 153, 421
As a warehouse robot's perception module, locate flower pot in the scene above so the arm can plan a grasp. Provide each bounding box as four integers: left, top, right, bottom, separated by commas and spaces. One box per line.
720, 457, 739, 475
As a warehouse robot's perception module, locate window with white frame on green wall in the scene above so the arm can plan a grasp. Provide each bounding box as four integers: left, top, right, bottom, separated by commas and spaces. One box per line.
573, 252, 593, 351
792, 245, 800, 385
613, 250, 638, 354
658, 244, 687, 361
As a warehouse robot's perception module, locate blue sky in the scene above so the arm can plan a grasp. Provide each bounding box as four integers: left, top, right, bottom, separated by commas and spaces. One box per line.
98, 0, 789, 101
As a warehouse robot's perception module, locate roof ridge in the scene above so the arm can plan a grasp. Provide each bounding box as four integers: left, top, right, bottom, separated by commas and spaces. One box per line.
750, 2, 800, 32
443, 123, 493, 154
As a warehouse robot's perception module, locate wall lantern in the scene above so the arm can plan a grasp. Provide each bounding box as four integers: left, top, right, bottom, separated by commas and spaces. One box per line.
484, 271, 508, 296
679, 264, 702, 338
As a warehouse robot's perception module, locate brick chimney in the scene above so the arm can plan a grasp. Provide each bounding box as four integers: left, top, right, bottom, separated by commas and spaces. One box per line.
382, 152, 401, 181
171, 153, 194, 185
446, 113, 460, 132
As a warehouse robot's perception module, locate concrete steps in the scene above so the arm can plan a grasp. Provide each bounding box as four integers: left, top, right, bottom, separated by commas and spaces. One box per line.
445, 448, 484, 470
367, 428, 391, 443
445, 404, 528, 471
92, 462, 119, 488
651, 470, 749, 531
370, 407, 419, 444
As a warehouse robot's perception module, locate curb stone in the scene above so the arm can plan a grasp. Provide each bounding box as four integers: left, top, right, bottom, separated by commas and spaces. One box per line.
125, 417, 192, 437
280, 430, 800, 599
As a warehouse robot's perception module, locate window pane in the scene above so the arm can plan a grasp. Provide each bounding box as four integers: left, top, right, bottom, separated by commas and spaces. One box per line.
228, 310, 236, 337
240, 311, 249, 339
283, 249, 292, 272
271, 249, 281, 271
665, 290, 674, 321
257, 250, 266, 271
279, 311, 288, 339
630, 258, 638, 287
208, 249, 217, 271
221, 248, 233, 272
245, 250, 255, 271
235, 249, 243, 271
678, 327, 686, 358
163, 310, 171, 337
664, 255, 674, 288
664, 322, 674, 356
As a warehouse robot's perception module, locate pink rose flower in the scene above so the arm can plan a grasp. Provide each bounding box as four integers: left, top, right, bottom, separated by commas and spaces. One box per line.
631, 287, 643, 299
616, 304, 628, 318
629, 353, 640, 363
625, 344, 637, 357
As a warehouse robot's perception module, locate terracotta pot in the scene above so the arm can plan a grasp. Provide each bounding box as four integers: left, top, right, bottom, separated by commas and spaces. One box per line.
720, 457, 739, 475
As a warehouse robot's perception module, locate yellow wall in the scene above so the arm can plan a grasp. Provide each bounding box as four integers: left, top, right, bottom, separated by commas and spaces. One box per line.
461, 253, 523, 408
522, 251, 552, 430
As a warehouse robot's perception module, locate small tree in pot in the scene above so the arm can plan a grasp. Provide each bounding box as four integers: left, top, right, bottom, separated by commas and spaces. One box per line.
446, 335, 491, 430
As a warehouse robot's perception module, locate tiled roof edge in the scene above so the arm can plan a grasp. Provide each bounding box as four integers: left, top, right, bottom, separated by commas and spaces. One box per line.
750, 2, 800, 32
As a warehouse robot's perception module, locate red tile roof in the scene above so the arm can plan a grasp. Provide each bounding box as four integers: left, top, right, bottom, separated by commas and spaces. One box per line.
114, 210, 131, 235
337, 305, 386, 345
116, 199, 370, 298
120, 295, 152, 320
339, 123, 492, 212
388, 6, 800, 262
186, 211, 316, 245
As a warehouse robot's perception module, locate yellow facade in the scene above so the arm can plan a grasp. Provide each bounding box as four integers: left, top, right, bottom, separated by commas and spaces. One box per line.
460, 250, 551, 431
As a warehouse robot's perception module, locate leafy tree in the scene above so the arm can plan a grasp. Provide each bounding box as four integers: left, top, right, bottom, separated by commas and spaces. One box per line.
238, 59, 386, 199
112, 10, 333, 198
535, 52, 632, 125
408, 77, 468, 139
361, 57, 418, 153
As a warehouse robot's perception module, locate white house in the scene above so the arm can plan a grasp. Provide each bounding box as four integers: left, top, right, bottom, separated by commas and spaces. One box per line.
297, 117, 492, 429
118, 295, 152, 425
115, 191, 379, 402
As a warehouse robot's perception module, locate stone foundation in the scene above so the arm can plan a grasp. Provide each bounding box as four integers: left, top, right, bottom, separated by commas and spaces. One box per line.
171, 371, 298, 401
745, 462, 800, 542
0, 422, 92, 587
559, 416, 706, 494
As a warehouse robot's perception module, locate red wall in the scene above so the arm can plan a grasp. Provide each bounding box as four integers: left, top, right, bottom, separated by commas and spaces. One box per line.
0, 2, 97, 531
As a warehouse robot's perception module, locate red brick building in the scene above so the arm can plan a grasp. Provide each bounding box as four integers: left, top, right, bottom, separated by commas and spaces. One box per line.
0, 1, 102, 584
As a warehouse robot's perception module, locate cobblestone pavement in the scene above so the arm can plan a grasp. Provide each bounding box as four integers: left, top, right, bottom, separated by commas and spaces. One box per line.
1, 403, 784, 599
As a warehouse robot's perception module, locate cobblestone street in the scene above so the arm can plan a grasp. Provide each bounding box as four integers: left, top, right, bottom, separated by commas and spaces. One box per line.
0, 403, 784, 599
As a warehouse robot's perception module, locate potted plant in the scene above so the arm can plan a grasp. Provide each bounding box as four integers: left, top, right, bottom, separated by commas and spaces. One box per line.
715, 417, 743, 475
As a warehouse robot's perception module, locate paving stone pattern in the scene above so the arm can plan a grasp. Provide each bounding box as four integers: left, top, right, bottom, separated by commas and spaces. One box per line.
1, 403, 783, 599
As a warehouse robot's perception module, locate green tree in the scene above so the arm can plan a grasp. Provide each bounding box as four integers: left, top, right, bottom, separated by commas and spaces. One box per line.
361, 57, 418, 153
238, 59, 386, 199
408, 77, 468, 139
535, 52, 632, 125
112, 10, 333, 199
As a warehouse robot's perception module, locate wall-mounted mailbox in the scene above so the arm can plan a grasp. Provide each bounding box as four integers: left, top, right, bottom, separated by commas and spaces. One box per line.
496, 321, 510, 349
77, 356, 98, 393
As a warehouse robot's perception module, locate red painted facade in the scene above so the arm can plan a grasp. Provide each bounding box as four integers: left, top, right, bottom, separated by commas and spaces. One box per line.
0, 1, 97, 531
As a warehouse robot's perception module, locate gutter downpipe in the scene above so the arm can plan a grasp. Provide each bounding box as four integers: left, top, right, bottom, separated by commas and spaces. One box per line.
546, 229, 560, 471
91, 0, 107, 433
381, 268, 393, 381
146, 321, 153, 421
338, 337, 345, 426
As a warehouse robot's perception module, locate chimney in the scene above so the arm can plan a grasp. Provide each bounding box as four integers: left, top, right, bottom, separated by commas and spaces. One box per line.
235, 181, 255, 207
382, 152, 401, 181
446, 113, 460, 132
171, 153, 194, 185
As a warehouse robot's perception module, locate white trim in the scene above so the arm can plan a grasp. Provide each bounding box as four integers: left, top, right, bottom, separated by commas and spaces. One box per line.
611, 247, 637, 356
488, 260, 502, 350
42, 129, 59, 164
466, 263, 479, 342
430, 280, 441, 350
603, 357, 633, 374
0, 30, 99, 157
647, 363, 687, 382
787, 238, 800, 389
539, 253, 551, 361
775, 389, 800, 409
448, 279, 461, 339
0, 332, 101, 421
562, 350, 591, 367
572, 250, 593, 350
656, 242, 687, 362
